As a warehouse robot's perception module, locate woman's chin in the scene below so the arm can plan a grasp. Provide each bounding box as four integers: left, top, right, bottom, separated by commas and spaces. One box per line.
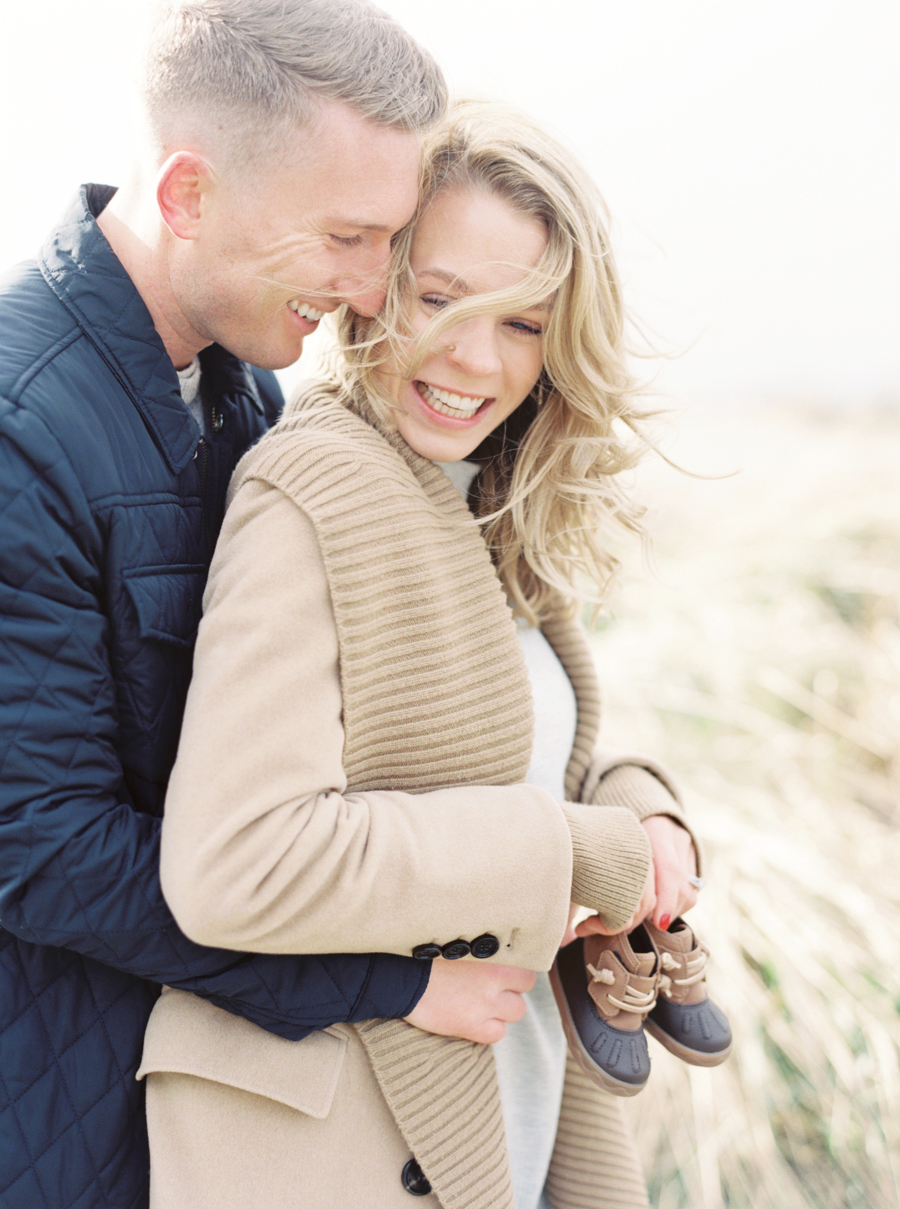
399, 425, 483, 463
395, 385, 500, 461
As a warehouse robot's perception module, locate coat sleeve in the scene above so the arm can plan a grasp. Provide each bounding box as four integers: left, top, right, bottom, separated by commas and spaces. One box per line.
160, 479, 650, 969
0, 407, 427, 1038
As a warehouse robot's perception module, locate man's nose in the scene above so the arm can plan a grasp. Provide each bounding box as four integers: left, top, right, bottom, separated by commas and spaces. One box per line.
446, 317, 503, 378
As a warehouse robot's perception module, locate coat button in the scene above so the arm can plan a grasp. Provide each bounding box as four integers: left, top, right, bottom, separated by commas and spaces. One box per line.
401, 1158, 432, 1196
412, 943, 442, 960
440, 939, 471, 960
470, 934, 500, 959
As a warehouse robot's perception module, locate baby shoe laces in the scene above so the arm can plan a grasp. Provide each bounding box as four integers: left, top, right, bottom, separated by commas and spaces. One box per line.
659, 943, 708, 998
587, 961, 658, 1015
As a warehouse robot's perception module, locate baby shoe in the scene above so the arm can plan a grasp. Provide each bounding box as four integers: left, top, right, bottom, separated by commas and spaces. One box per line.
643, 917, 733, 1066
549, 924, 660, 1097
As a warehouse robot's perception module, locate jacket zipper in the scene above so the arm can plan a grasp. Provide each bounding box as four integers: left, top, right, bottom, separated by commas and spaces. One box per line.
196, 436, 212, 556
196, 402, 223, 557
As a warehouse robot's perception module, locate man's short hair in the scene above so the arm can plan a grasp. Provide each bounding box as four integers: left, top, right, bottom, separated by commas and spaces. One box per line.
144, 0, 447, 167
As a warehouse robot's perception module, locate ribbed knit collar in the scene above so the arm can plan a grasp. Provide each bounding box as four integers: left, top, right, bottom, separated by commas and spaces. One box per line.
281, 379, 601, 801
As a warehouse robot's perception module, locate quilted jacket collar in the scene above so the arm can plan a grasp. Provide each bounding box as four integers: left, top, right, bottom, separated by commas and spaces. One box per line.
38, 184, 254, 475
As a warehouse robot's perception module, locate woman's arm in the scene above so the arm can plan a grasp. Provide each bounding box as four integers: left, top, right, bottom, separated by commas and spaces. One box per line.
580, 751, 701, 932
161, 478, 652, 966
162, 479, 646, 971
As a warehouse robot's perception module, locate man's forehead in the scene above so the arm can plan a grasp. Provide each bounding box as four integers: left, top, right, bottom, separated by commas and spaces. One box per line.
275, 117, 419, 187
290, 99, 421, 165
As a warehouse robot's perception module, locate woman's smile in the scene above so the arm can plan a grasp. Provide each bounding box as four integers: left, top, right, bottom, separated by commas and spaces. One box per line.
414, 381, 490, 422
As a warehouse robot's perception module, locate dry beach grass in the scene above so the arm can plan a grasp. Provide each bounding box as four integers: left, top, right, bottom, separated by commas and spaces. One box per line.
592, 402, 900, 1208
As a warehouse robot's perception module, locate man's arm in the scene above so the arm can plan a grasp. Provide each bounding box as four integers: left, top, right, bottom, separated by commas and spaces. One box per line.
0, 406, 426, 1039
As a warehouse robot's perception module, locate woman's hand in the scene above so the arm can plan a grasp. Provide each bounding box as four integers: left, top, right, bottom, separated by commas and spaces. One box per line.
404, 959, 536, 1044
572, 814, 697, 938
639, 814, 699, 930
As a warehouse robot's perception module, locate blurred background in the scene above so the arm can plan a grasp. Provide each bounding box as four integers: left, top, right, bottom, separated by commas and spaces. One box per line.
2, 3, 898, 1205
2, 0, 899, 409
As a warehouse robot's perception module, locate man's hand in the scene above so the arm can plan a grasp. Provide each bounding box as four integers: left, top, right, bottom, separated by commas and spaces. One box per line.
404, 959, 536, 1044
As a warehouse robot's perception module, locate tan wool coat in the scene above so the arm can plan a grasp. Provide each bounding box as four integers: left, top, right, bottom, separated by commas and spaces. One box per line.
140, 386, 691, 1209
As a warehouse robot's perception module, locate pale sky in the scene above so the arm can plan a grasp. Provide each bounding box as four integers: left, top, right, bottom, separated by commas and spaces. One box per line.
2, 1, 898, 408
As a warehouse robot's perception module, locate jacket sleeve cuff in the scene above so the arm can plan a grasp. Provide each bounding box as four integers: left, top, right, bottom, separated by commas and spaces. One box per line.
350, 954, 432, 1023
560, 803, 651, 932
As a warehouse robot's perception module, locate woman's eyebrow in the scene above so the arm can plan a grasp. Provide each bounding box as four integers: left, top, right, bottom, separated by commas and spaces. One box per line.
418, 267, 474, 294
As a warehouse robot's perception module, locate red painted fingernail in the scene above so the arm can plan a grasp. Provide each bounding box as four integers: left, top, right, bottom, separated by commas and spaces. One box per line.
659, 914, 671, 931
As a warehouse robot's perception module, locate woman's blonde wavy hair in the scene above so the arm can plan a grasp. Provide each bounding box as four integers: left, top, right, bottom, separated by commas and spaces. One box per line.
334, 98, 651, 625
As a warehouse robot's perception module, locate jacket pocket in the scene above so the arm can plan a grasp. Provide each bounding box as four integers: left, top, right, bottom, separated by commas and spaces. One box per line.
122, 564, 206, 648
115, 565, 206, 765
137, 987, 347, 1118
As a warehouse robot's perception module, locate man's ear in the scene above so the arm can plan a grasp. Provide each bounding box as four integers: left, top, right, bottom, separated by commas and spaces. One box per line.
156, 152, 215, 240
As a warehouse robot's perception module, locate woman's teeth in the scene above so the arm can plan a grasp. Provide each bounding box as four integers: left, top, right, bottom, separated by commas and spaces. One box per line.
288, 300, 325, 322
418, 383, 487, 418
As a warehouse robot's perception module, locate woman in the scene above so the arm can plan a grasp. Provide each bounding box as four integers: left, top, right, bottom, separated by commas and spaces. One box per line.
141, 100, 701, 1209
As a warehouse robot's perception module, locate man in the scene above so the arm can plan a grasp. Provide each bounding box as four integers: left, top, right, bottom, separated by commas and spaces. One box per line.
0, 4, 533, 1206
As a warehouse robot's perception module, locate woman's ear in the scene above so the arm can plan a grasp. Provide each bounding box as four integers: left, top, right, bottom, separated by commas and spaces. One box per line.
156, 151, 215, 241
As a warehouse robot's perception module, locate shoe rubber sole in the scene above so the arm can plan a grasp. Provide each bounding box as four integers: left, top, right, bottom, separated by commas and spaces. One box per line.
644, 1016, 733, 1067
548, 958, 649, 1097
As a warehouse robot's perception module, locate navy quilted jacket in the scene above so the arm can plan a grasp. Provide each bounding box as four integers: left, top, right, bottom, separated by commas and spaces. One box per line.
0, 186, 428, 1209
